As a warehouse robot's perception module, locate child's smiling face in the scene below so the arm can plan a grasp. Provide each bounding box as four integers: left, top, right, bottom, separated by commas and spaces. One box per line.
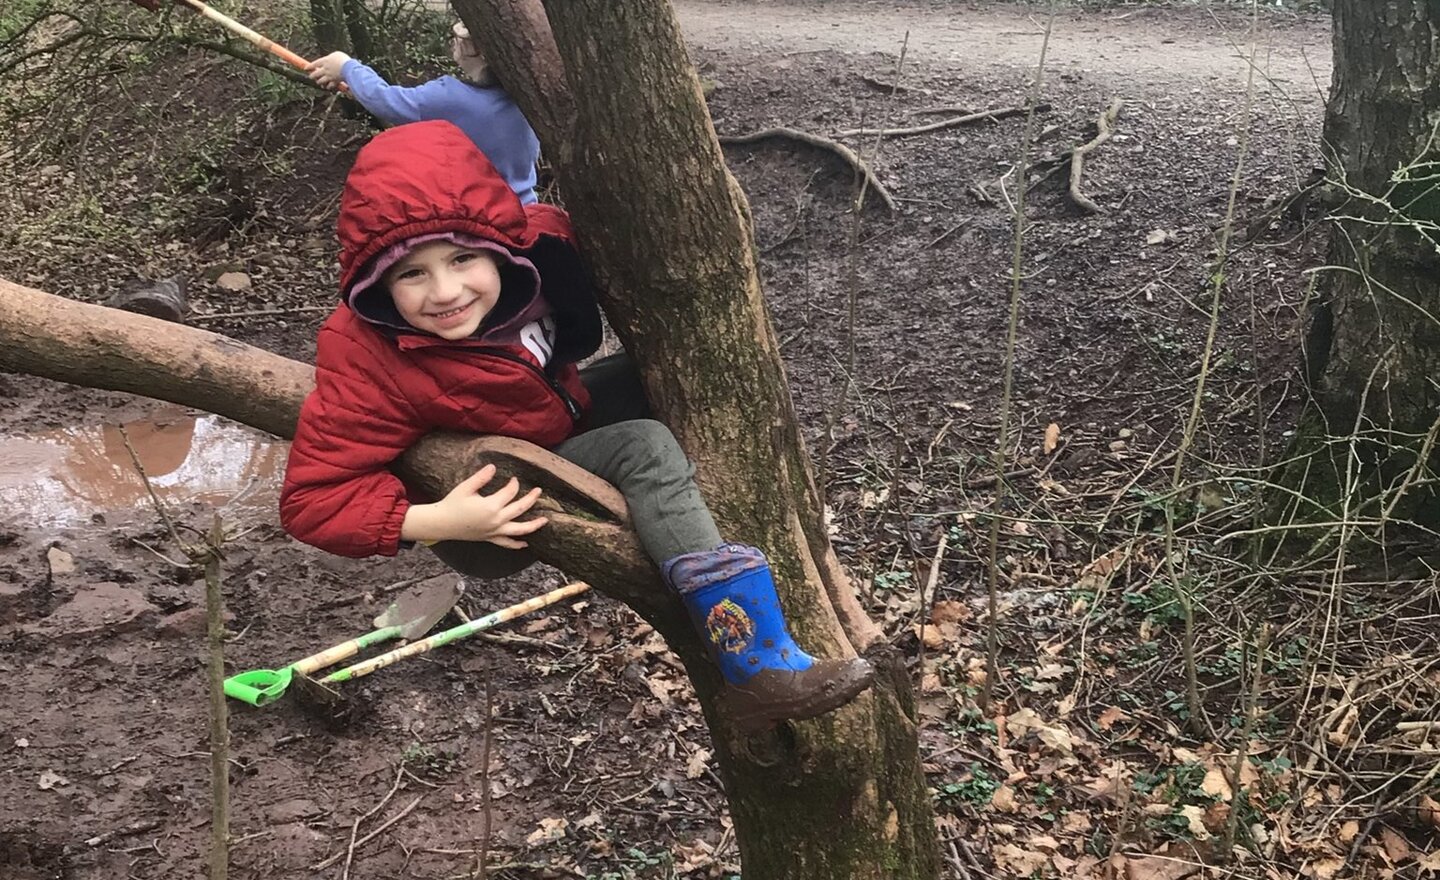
384, 241, 502, 340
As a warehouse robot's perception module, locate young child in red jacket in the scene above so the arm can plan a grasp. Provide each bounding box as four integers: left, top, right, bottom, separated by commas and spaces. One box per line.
281, 120, 873, 729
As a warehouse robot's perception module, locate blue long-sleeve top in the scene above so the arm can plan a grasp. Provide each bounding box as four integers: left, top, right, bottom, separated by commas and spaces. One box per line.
341, 59, 541, 204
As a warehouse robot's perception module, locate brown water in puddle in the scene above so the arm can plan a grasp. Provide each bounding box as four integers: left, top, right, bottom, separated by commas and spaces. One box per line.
0, 408, 287, 528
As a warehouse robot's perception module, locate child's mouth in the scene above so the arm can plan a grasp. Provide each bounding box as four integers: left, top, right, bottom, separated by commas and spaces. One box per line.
429, 301, 474, 325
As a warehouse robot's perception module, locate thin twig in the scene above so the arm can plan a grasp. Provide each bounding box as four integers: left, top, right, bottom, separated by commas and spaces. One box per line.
836, 103, 1051, 138
315, 765, 405, 872
916, 531, 949, 690
1068, 97, 1123, 214
981, 3, 1058, 712
473, 676, 494, 880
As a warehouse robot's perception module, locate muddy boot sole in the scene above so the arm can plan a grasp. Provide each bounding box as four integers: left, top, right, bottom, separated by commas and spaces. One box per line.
724, 656, 876, 732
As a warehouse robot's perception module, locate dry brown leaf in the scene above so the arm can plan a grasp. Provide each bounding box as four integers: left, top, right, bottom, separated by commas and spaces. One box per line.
526, 816, 569, 845
1043, 422, 1061, 455
1201, 766, 1233, 802
1419, 794, 1440, 829
1097, 706, 1126, 730
1060, 811, 1093, 834
1008, 708, 1042, 737
1125, 855, 1199, 880
685, 747, 712, 779
993, 843, 1048, 876
1239, 757, 1261, 787
1380, 826, 1410, 863
1083, 762, 1130, 802
931, 599, 971, 624
1337, 819, 1361, 844
1418, 850, 1440, 874
913, 622, 950, 649
1056, 693, 1076, 717
1304, 857, 1345, 879
990, 784, 1018, 813
1178, 804, 1211, 840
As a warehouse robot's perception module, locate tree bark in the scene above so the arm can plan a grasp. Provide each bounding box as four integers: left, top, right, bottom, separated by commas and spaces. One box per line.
456, 1, 936, 877
1278, 0, 1440, 538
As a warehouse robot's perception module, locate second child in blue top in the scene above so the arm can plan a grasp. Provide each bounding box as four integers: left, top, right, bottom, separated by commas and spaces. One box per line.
307, 21, 541, 204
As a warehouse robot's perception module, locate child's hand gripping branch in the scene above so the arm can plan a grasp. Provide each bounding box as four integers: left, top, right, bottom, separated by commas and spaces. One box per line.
400, 464, 547, 549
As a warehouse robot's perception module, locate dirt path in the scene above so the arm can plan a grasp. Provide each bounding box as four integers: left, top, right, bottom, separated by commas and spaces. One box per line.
676, 0, 1331, 99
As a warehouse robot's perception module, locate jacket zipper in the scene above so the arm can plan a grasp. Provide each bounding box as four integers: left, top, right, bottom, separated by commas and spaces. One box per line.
474, 347, 583, 422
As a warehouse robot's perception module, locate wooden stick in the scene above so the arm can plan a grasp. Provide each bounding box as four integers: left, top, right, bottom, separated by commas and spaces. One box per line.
835, 103, 1051, 138
717, 127, 897, 211
1069, 98, 1123, 214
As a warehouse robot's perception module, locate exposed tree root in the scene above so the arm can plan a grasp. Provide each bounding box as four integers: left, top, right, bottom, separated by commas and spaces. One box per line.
718, 126, 897, 211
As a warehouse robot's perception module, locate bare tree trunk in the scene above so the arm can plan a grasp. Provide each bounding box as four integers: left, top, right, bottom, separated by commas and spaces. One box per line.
459, 1, 936, 876
1278, 0, 1440, 538
308, 0, 352, 54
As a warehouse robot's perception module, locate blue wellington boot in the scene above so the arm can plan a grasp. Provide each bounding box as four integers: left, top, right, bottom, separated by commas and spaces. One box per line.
663, 544, 875, 730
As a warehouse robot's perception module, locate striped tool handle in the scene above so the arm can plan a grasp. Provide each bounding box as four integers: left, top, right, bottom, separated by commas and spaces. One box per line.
322, 581, 592, 683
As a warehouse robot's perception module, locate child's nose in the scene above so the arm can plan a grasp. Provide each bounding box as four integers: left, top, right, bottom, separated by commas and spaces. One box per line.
435, 269, 467, 301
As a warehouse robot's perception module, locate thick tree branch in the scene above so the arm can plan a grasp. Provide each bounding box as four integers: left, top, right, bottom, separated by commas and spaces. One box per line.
0, 278, 674, 613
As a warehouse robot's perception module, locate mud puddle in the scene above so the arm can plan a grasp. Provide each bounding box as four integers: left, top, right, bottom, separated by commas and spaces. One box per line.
0, 406, 286, 529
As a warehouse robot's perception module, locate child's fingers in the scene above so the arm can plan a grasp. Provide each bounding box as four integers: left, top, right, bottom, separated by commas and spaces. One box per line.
506, 515, 548, 536
498, 486, 543, 520
454, 463, 499, 495
483, 477, 523, 507
487, 536, 528, 550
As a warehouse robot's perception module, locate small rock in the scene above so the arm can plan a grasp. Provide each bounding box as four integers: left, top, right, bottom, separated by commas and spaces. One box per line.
215, 272, 252, 292
1109, 440, 1128, 452
155, 606, 234, 639
47, 546, 75, 576
26, 583, 159, 644
1117, 428, 1134, 440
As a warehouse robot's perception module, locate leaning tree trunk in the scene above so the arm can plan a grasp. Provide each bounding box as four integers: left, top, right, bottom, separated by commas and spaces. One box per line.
1277, 0, 1440, 541
458, 1, 937, 877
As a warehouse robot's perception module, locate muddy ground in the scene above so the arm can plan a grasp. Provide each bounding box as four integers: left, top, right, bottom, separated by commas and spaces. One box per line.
8, 2, 1427, 879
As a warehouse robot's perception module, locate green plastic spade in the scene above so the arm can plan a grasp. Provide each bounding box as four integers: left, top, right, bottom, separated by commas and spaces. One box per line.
223, 575, 462, 706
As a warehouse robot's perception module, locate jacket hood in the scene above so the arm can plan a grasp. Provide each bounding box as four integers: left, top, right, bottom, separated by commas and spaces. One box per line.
337, 120, 536, 302
335, 119, 603, 364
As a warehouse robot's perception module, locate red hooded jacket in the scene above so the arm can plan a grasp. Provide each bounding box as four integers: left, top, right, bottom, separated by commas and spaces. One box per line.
281, 121, 601, 558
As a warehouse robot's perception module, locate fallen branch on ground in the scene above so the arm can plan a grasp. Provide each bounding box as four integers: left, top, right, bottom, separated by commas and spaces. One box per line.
1069, 98, 1123, 214
835, 103, 1051, 139
718, 127, 896, 211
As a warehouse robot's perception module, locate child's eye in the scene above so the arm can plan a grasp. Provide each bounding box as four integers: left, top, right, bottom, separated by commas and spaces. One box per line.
393, 267, 425, 281
453, 251, 480, 265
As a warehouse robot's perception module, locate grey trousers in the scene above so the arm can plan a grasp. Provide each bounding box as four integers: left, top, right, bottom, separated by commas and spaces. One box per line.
428, 353, 722, 579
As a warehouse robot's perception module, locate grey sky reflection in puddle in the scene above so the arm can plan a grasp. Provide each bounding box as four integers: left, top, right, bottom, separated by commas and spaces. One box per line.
0, 411, 287, 528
